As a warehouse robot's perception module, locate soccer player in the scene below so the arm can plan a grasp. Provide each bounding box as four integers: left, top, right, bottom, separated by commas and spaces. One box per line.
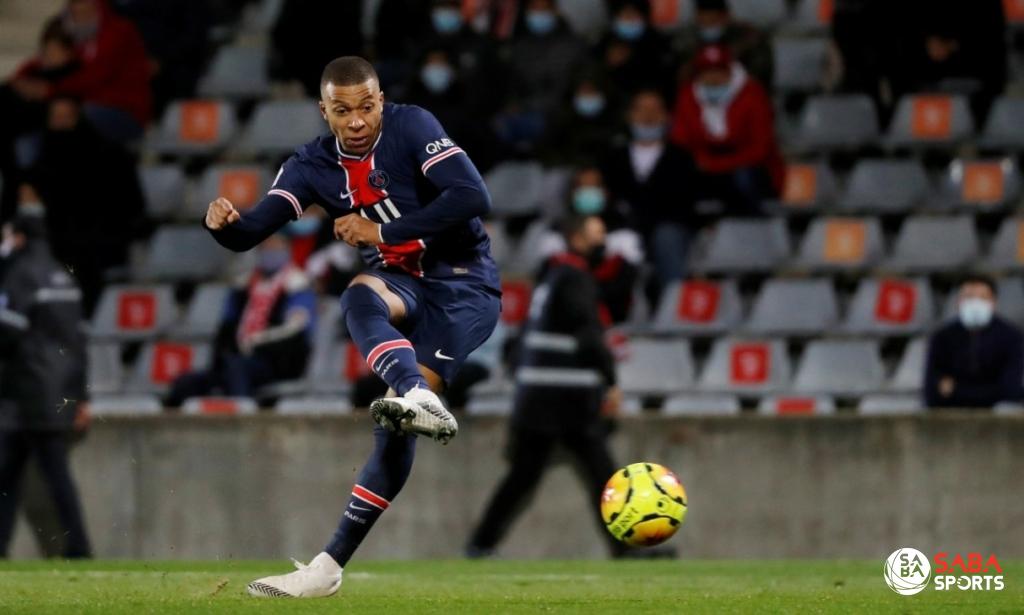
203, 56, 501, 598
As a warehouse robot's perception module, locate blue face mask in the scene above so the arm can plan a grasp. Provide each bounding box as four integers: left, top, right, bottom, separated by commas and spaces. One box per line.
421, 64, 455, 93
573, 186, 606, 214
525, 10, 557, 35
698, 83, 731, 104
431, 7, 463, 34
631, 122, 666, 142
288, 216, 320, 237
613, 18, 645, 41
258, 248, 290, 274
699, 25, 725, 41
573, 93, 606, 117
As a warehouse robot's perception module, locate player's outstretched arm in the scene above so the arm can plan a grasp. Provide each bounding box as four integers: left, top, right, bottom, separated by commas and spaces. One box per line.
203, 193, 298, 252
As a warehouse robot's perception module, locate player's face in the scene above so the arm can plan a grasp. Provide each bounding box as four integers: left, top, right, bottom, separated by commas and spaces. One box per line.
320, 79, 385, 155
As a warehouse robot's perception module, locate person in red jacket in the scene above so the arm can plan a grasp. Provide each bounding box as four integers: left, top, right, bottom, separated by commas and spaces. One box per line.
14, 0, 152, 143
670, 44, 783, 216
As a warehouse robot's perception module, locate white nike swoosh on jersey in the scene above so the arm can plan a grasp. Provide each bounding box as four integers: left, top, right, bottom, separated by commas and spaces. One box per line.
435, 349, 455, 361
349, 503, 373, 511
340, 188, 358, 199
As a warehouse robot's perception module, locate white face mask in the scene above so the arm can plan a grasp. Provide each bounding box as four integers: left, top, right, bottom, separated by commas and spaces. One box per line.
959, 297, 994, 329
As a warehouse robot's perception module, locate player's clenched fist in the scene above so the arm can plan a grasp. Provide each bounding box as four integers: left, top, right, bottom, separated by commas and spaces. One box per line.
205, 197, 241, 230
334, 214, 382, 247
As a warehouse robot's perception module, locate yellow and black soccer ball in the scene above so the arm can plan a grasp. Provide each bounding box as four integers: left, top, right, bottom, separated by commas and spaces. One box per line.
601, 462, 687, 547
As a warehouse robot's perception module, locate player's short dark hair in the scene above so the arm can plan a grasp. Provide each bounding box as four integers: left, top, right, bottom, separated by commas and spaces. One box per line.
961, 274, 998, 295
320, 56, 379, 90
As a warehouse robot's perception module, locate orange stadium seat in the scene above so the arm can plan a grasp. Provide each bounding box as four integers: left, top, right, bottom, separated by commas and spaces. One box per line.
794, 217, 884, 272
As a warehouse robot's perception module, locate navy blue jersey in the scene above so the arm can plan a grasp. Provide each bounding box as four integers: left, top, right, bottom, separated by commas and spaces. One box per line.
208, 103, 499, 290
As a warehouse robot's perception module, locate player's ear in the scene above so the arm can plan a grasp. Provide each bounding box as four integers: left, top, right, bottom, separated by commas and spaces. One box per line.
318, 101, 327, 121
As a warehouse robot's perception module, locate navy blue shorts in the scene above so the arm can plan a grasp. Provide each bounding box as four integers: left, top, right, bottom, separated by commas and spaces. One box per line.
361, 271, 502, 385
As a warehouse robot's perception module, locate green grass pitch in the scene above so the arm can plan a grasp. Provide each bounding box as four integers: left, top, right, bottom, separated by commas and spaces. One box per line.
0, 559, 1020, 613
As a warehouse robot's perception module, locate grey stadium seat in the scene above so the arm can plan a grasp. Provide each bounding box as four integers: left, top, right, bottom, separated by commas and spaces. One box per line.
137, 226, 231, 282
888, 337, 926, 393
691, 218, 790, 274
484, 161, 544, 217
842, 277, 934, 335
728, 0, 787, 26
662, 394, 740, 416
148, 100, 238, 157
275, 397, 353, 416
793, 339, 885, 395
139, 164, 186, 219
757, 395, 836, 416
309, 341, 357, 395
466, 395, 514, 417
794, 216, 884, 271
87, 343, 123, 395
984, 218, 1024, 272
980, 97, 1024, 150
196, 46, 271, 99
791, 0, 831, 33
235, 99, 325, 158
858, 394, 923, 415
746, 278, 839, 336
616, 338, 694, 396
838, 159, 930, 213
88, 395, 162, 416
172, 283, 230, 339
796, 95, 879, 151
126, 342, 212, 394
887, 94, 974, 148
652, 278, 743, 335
188, 164, 271, 220
883, 216, 979, 273
937, 158, 1021, 210
698, 338, 791, 394
779, 162, 839, 211
773, 38, 828, 93
90, 284, 177, 341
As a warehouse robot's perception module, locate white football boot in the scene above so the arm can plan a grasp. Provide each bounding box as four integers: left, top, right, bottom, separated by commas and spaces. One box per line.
370, 386, 459, 444
246, 552, 343, 598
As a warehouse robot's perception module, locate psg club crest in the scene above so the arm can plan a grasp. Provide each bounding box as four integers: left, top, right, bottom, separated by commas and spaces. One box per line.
369, 169, 390, 191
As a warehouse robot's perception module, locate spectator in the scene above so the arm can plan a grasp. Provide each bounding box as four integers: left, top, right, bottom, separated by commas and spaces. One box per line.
165, 234, 317, 407
373, 0, 430, 95
0, 210, 91, 559
593, 0, 676, 96
539, 72, 621, 167
602, 89, 697, 299
670, 45, 783, 217
924, 276, 1024, 409
271, 0, 364, 98
27, 97, 147, 316
672, 0, 773, 86
831, 0, 895, 112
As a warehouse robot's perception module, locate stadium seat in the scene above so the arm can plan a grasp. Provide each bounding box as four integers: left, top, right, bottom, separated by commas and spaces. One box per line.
691, 218, 791, 274
745, 278, 839, 336
937, 158, 1021, 210
485, 221, 513, 268
980, 96, 1024, 150
883, 216, 979, 273
757, 395, 836, 416
181, 397, 259, 416
790, 0, 833, 33
196, 46, 271, 99
728, 0, 787, 26
652, 278, 743, 335
90, 285, 177, 341
188, 164, 271, 220
698, 338, 791, 394
838, 159, 930, 213
772, 38, 828, 93
842, 277, 934, 335
148, 100, 238, 157
795, 95, 880, 151
662, 394, 740, 416
88, 395, 163, 416
137, 226, 231, 282
466, 395, 513, 417
616, 338, 694, 395
87, 343, 123, 395
138, 165, 187, 220
886, 94, 974, 148
235, 99, 324, 158
984, 217, 1024, 272
794, 216, 884, 271
779, 162, 838, 212
126, 342, 211, 394
792, 339, 885, 395
888, 337, 926, 393
309, 341, 362, 394
500, 280, 532, 326
484, 161, 544, 217
857, 394, 924, 415
172, 283, 230, 340
274, 397, 353, 416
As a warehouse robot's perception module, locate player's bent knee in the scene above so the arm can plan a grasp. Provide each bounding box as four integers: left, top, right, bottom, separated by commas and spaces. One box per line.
341, 278, 405, 321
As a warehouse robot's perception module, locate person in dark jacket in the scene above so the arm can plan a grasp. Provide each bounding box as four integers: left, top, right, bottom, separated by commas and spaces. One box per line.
0, 210, 91, 558
924, 275, 1024, 409
593, 0, 677, 96
466, 214, 629, 558
165, 233, 317, 407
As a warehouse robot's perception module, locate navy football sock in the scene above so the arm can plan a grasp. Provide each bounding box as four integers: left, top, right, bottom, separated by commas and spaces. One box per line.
325, 425, 417, 566
340, 283, 427, 396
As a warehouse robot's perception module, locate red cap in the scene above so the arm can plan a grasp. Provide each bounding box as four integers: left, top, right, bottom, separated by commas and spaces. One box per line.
694, 44, 733, 73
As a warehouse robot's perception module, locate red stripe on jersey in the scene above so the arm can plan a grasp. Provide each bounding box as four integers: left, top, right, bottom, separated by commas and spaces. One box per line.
339, 153, 388, 208
352, 485, 390, 510
366, 339, 414, 370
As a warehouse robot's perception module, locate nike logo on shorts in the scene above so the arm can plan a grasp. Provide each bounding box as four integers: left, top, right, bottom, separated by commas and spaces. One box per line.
435, 349, 454, 361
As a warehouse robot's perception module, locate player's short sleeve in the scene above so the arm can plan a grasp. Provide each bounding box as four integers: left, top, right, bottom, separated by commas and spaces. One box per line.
267, 155, 316, 219
405, 106, 469, 177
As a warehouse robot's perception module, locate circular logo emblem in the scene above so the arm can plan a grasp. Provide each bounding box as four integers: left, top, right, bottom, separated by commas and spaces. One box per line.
884, 548, 932, 596
368, 169, 390, 190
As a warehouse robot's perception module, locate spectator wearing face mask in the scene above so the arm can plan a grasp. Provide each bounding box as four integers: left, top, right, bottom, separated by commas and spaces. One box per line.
164, 234, 317, 407
670, 44, 783, 217
924, 275, 1024, 409
602, 89, 698, 299
539, 73, 621, 167
672, 0, 772, 86
594, 0, 676, 95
